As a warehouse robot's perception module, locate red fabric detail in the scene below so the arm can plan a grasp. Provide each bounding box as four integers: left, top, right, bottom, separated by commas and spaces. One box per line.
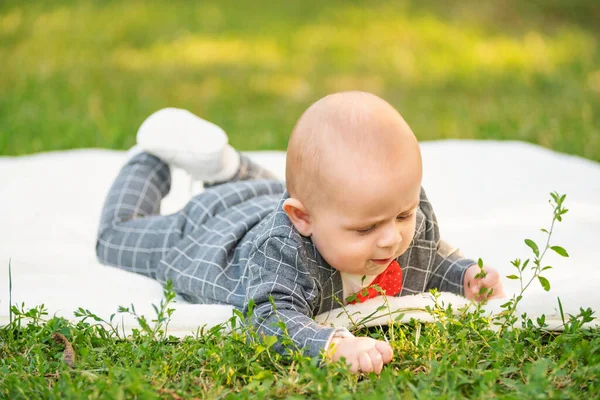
349, 260, 403, 304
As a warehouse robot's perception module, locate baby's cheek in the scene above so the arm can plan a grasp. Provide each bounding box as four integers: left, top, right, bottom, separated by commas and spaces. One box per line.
337, 242, 369, 268
399, 229, 415, 254
406, 221, 417, 242
338, 247, 363, 265
323, 242, 358, 271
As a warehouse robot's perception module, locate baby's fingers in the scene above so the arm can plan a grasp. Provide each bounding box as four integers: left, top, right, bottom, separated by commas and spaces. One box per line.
359, 352, 374, 373
375, 341, 394, 363
346, 355, 360, 374
480, 268, 499, 287
367, 348, 384, 374
471, 270, 505, 300
467, 280, 481, 296
487, 281, 506, 299
489, 286, 506, 299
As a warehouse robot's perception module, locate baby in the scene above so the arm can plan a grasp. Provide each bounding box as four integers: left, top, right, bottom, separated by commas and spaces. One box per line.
96, 91, 504, 374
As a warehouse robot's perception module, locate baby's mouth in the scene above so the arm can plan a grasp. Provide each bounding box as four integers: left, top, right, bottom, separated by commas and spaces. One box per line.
370, 257, 393, 266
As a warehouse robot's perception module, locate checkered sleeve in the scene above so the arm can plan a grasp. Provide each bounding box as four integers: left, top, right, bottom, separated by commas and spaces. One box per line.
245, 236, 336, 358
418, 189, 476, 296
96, 152, 187, 279
427, 240, 476, 295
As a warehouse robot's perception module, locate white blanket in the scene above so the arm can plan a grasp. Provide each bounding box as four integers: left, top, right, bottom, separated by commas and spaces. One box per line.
1, 140, 599, 335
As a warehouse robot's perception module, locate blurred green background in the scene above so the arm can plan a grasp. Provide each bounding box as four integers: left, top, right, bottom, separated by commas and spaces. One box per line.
0, 0, 599, 161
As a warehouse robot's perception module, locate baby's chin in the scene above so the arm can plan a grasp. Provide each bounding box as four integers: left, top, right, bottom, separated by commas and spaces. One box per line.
329, 262, 380, 276
335, 261, 387, 276
365, 261, 390, 275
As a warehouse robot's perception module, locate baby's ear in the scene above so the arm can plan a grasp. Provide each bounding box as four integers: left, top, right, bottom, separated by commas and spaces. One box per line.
282, 198, 312, 236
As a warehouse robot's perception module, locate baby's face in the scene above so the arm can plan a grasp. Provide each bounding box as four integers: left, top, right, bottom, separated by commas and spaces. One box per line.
309, 161, 422, 277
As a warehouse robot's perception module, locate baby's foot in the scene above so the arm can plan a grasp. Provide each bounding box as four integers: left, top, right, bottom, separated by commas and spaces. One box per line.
136, 108, 240, 182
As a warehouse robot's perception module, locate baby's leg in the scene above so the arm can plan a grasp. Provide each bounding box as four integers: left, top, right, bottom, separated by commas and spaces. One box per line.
136, 108, 278, 187
96, 152, 187, 279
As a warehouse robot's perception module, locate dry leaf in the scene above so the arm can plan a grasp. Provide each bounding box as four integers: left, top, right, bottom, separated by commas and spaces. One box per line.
52, 332, 75, 368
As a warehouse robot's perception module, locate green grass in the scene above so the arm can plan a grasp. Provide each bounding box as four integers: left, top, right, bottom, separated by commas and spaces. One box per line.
2, 292, 599, 399
0, 0, 599, 161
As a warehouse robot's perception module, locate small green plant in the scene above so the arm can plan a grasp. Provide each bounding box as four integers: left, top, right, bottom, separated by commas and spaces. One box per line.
8, 302, 49, 330
495, 192, 570, 333
557, 297, 596, 334
73, 307, 123, 340
116, 280, 177, 341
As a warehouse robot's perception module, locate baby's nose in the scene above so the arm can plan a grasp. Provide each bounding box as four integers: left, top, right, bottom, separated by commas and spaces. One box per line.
377, 223, 402, 248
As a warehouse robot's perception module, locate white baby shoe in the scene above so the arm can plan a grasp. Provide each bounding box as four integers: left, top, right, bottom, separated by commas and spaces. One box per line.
136, 108, 240, 182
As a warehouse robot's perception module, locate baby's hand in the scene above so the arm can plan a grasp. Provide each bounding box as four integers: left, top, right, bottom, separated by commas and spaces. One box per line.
463, 264, 506, 301
327, 336, 393, 374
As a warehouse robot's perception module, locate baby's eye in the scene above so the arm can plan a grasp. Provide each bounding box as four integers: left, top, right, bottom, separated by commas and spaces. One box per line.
356, 225, 376, 234
396, 213, 413, 221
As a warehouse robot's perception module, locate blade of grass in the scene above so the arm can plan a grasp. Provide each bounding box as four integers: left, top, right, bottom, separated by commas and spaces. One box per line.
9, 258, 12, 325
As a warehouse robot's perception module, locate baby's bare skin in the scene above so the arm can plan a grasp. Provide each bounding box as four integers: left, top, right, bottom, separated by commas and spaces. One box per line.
463, 264, 506, 300
327, 336, 393, 374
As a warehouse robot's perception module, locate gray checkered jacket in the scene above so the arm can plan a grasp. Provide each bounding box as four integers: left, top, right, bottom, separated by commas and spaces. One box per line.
97, 153, 474, 357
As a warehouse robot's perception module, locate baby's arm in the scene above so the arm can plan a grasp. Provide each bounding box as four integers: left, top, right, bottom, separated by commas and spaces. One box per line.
245, 236, 393, 373
246, 237, 337, 354
430, 241, 505, 300
427, 240, 477, 295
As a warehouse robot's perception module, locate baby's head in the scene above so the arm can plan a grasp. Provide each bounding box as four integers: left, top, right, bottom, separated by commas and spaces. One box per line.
283, 91, 423, 276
